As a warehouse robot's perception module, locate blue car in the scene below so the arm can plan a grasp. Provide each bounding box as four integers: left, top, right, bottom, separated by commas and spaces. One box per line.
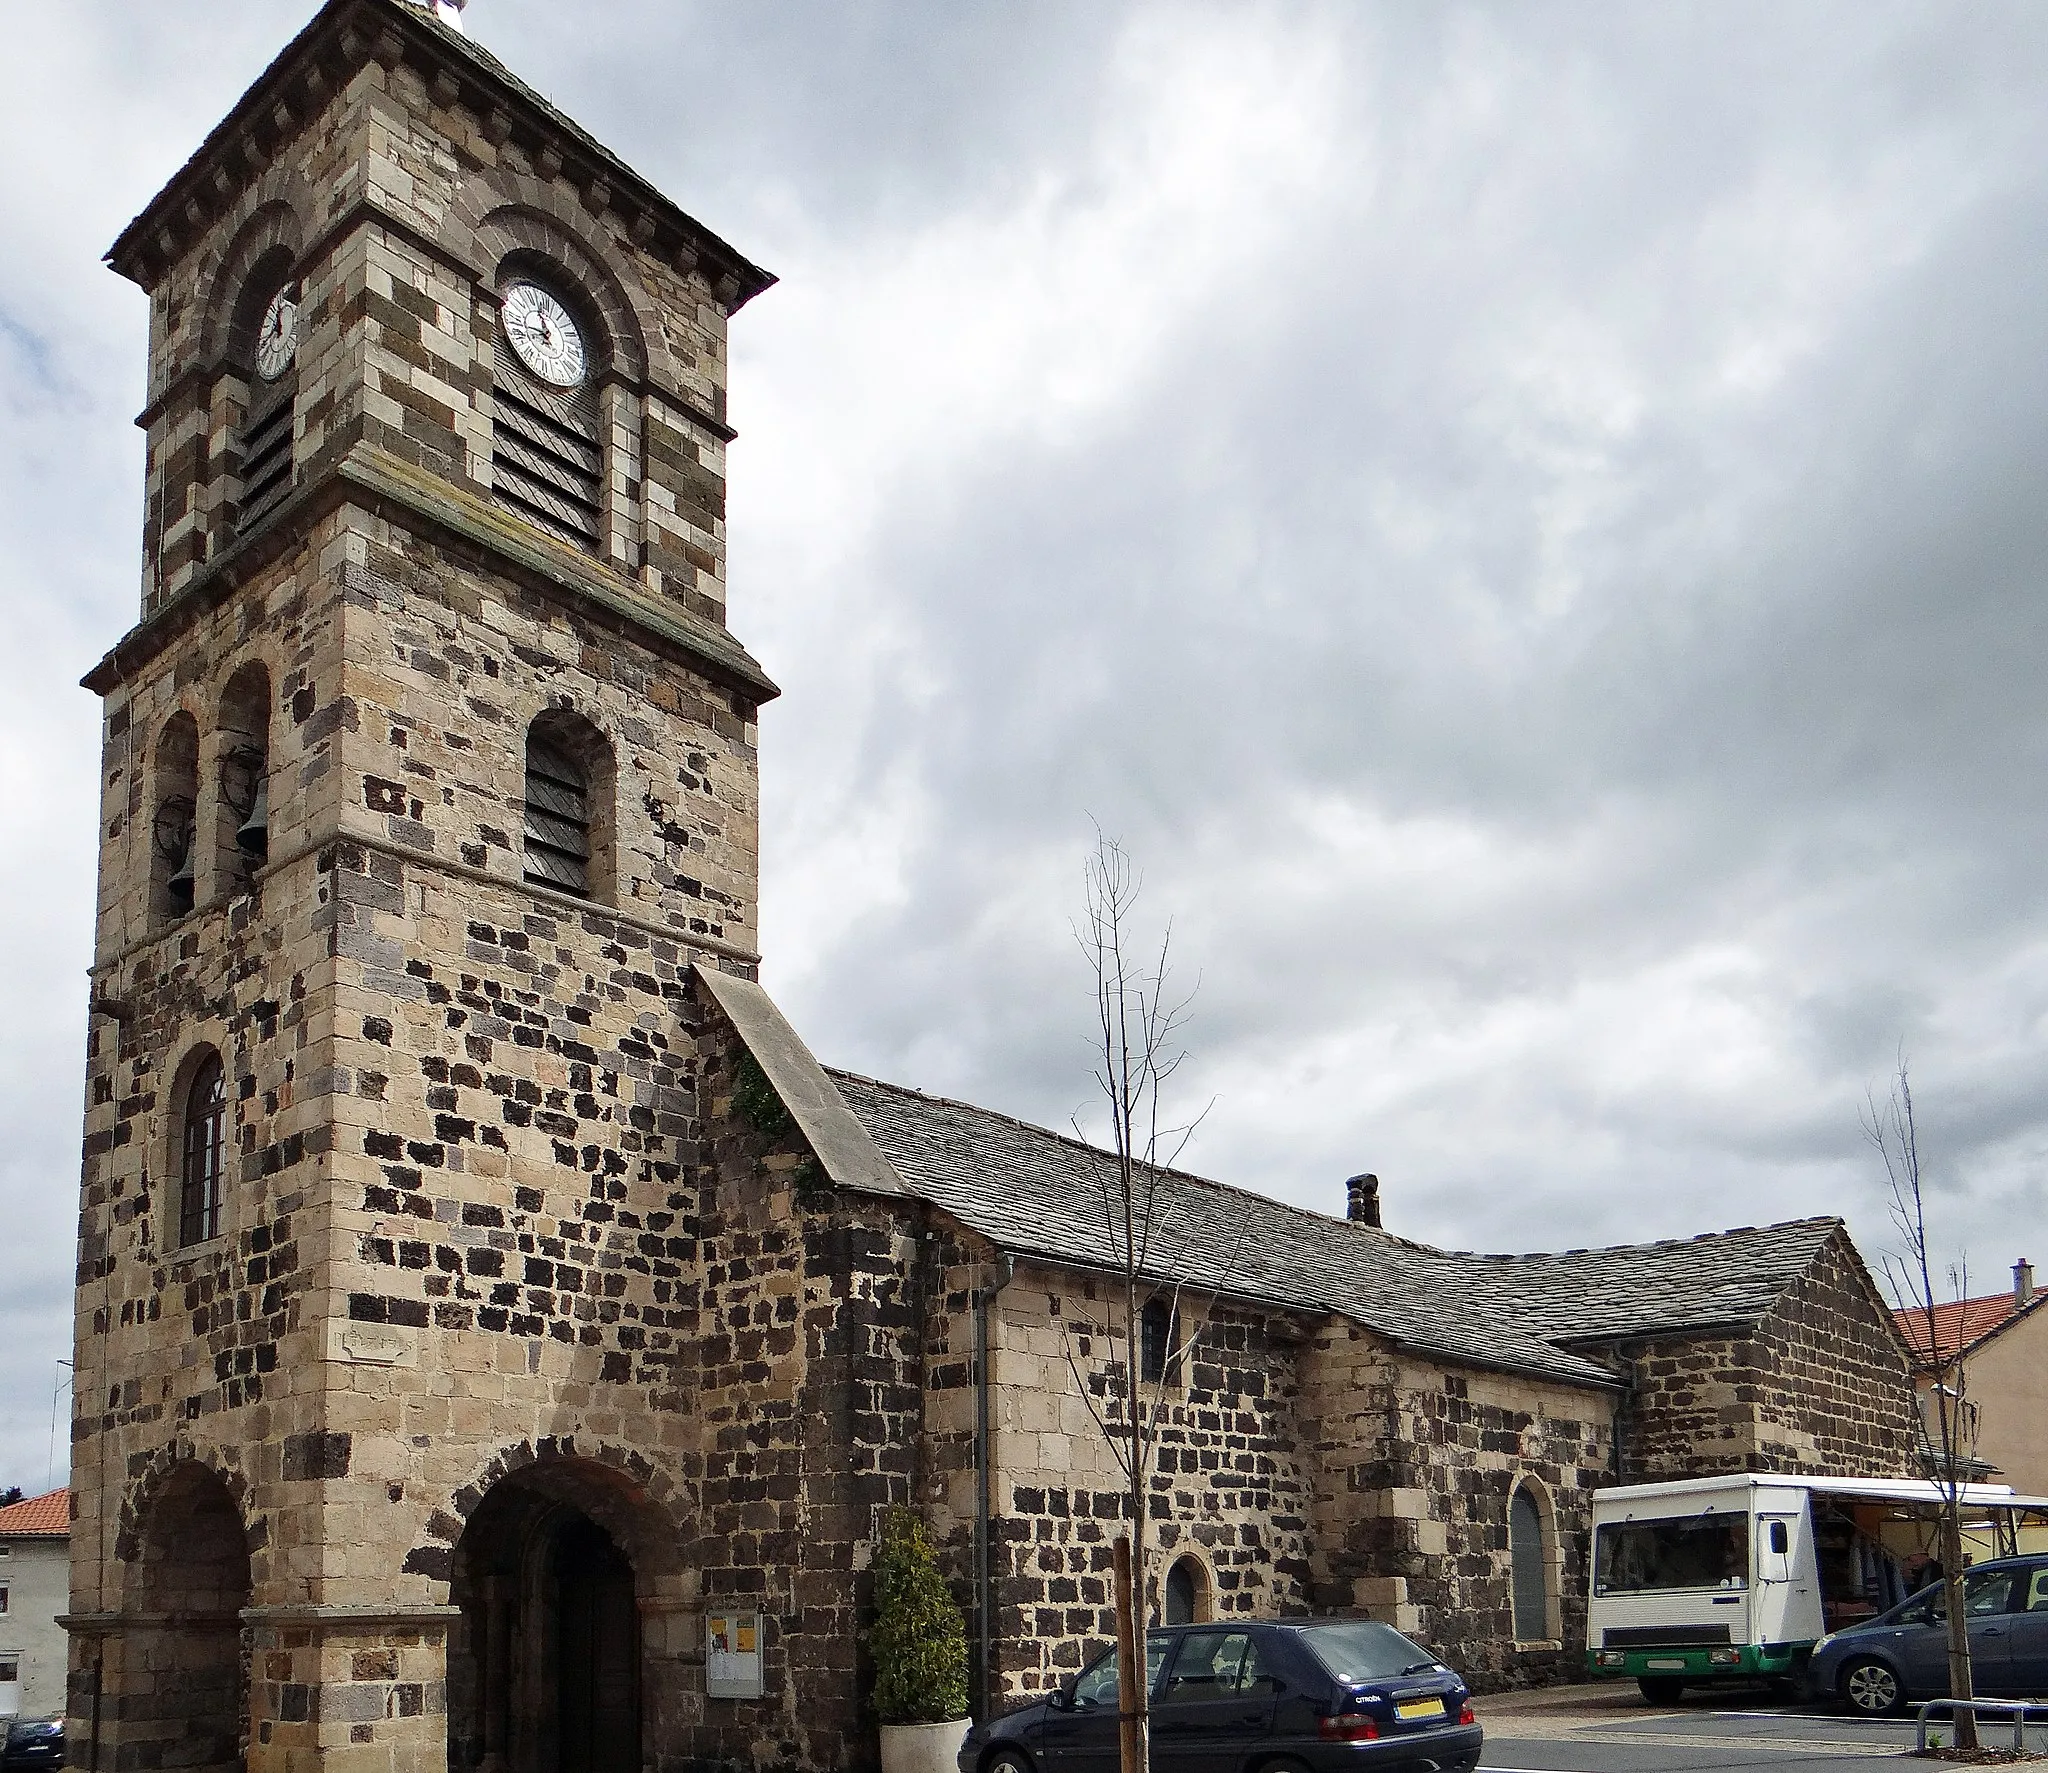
1808, 1554, 2048, 1717
957, 1617, 1482, 1773
0, 1719, 64, 1773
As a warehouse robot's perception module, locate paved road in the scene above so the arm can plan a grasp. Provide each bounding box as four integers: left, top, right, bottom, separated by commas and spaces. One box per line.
1477, 1694, 2048, 1771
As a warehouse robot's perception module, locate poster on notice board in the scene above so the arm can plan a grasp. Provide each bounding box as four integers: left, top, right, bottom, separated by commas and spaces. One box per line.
706, 1610, 764, 1699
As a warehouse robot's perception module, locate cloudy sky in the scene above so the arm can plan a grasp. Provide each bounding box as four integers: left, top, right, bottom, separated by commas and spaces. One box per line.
4, 0, 2047, 1489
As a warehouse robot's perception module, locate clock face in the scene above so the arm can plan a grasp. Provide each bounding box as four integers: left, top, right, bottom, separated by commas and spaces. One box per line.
502, 282, 588, 387
255, 286, 299, 381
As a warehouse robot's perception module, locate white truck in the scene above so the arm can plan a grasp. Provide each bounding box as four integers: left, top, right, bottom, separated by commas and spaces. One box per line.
1586, 1473, 2048, 1700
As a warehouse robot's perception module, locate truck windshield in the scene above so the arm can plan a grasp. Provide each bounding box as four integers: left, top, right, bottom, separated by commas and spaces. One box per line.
1595, 1514, 1750, 1594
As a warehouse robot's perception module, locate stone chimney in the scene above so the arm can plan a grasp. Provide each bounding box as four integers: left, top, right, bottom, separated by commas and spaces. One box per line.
1346, 1173, 1382, 1229
2016, 1258, 2036, 1309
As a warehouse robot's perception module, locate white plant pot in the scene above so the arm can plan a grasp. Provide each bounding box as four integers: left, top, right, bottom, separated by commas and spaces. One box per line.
879, 1717, 971, 1773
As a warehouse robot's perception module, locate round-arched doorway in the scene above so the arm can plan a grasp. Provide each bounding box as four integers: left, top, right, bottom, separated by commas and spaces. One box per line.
127, 1462, 252, 1773
449, 1470, 644, 1773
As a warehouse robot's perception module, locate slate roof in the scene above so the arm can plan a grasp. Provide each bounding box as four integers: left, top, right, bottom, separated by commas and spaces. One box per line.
1894, 1291, 2045, 1364
108, 0, 773, 306
0, 1488, 70, 1537
825, 1069, 1853, 1393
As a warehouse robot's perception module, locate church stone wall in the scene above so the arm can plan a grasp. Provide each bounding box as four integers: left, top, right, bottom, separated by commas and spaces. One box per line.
1300, 1325, 1614, 1692
137, 40, 741, 626
954, 1267, 1317, 1701
1608, 1234, 1916, 1482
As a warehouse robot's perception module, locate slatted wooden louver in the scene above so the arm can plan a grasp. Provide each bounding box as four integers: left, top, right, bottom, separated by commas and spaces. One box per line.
492, 342, 603, 552
236, 386, 296, 533
524, 735, 591, 896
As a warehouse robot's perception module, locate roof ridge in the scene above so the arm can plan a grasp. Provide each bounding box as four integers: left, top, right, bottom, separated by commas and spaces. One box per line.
824, 1069, 1851, 1271
822, 1066, 1453, 1251
1452, 1215, 1844, 1266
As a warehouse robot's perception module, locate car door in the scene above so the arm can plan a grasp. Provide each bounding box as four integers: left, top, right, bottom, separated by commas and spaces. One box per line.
1994, 1565, 2048, 1696
1963, 1568, 2022, 1693
1040, 1646, 1124, 1773
1900, 1568, 2021, 1695
1149, 1629, 1280, 1773
1042, 1636, 1171, 1773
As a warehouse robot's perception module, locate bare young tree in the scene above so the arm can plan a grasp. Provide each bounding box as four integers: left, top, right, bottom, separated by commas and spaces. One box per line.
1062, 834, 1215, 1773
1865, 1059, 1980, 1749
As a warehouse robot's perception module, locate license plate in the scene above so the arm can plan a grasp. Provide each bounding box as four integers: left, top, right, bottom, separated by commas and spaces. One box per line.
1395, 1698, 1445, 1721
1645, 1658, 1687, 1671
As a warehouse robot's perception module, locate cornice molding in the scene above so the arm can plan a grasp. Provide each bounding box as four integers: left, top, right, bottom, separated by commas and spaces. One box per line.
105, 0, 773, 314
81, 442, 779, 707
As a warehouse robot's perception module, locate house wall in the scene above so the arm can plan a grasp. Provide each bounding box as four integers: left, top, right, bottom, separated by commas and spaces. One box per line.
1940, 1304, 2048, 1495
0, 1537, 69, 1718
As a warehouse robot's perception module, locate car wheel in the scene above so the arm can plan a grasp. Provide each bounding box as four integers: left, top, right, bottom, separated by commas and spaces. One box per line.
1838, 1657, 1906, 1719
1637, 1676, 1685, 1704
982, 1754, 1034, 1773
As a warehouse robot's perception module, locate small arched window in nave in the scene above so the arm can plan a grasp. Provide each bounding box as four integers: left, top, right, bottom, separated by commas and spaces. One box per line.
523, 731, 592, 896
1510, 1485, 1550, 1642
179, 1053, 228, 1248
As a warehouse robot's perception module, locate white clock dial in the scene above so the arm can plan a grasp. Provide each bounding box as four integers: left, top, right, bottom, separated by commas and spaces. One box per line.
255, 286, 299, 381
502, 282, 588, 387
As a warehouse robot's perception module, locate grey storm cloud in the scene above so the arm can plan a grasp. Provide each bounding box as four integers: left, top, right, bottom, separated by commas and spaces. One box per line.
2, 0, 2046, 1485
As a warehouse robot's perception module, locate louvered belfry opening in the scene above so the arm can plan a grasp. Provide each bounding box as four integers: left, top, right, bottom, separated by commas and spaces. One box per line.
492, 315, 603, 553
524, 729, 593, 896
236, 382, 296, 533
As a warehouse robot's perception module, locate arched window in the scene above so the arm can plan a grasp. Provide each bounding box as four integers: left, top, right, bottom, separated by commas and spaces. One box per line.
228, 246, 302, 537
151, 713, 201, 926
1139, 1297, 1178, 1385
178, 1053, 228, 1248
216, 662, 271, 888
1164, 1556, 1210, 1627
491, 267, 604, 553
1510, 1482, 1557, 1643
523, 712, 613, 900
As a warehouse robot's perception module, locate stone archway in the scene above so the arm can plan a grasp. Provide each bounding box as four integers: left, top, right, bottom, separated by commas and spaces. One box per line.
126, 1461, 252, 1773
448, 1463, 652, 1773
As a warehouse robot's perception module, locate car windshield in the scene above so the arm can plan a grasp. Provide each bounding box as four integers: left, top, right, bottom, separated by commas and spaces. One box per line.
1295, 1622, 1440, 1684
1594, 1513, 1749, 1594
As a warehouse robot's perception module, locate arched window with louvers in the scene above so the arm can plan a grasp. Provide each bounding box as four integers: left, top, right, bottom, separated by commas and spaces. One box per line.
522, 711, 615, 903
490, 265, 606, 553
226, 244, 303, 538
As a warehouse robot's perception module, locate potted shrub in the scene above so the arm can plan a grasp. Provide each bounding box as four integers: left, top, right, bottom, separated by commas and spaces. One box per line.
870, 1506, 971, 1773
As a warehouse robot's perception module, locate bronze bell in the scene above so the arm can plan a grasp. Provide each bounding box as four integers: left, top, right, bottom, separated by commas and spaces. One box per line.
166, 832, 197, 911
235, 774, 269, 862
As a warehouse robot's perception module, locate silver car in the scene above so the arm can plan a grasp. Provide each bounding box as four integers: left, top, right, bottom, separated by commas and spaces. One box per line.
1807, 1556, 2048, 1717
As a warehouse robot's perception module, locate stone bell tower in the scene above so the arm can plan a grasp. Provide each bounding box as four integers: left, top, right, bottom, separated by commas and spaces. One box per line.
66, 3, 796, 1769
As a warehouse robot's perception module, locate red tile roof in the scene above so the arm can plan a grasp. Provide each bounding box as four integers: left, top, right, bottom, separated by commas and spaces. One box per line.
0, 1488, 70, 1537
1893, 1293, 2039, 1363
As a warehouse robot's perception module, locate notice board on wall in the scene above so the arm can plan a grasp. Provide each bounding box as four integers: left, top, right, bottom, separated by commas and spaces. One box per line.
705, 1610, 764, 1699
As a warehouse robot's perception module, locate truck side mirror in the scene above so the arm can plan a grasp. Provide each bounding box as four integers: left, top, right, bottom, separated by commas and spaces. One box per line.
1769, 1522, 1789, 1555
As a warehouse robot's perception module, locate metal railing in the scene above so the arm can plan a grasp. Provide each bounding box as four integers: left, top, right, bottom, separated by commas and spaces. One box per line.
1914, 1696, 2048, 1753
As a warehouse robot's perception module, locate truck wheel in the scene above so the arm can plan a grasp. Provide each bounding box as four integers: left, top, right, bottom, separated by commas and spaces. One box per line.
1637, 1676, 1685, 1704
1839, 1657, 1906, 1719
